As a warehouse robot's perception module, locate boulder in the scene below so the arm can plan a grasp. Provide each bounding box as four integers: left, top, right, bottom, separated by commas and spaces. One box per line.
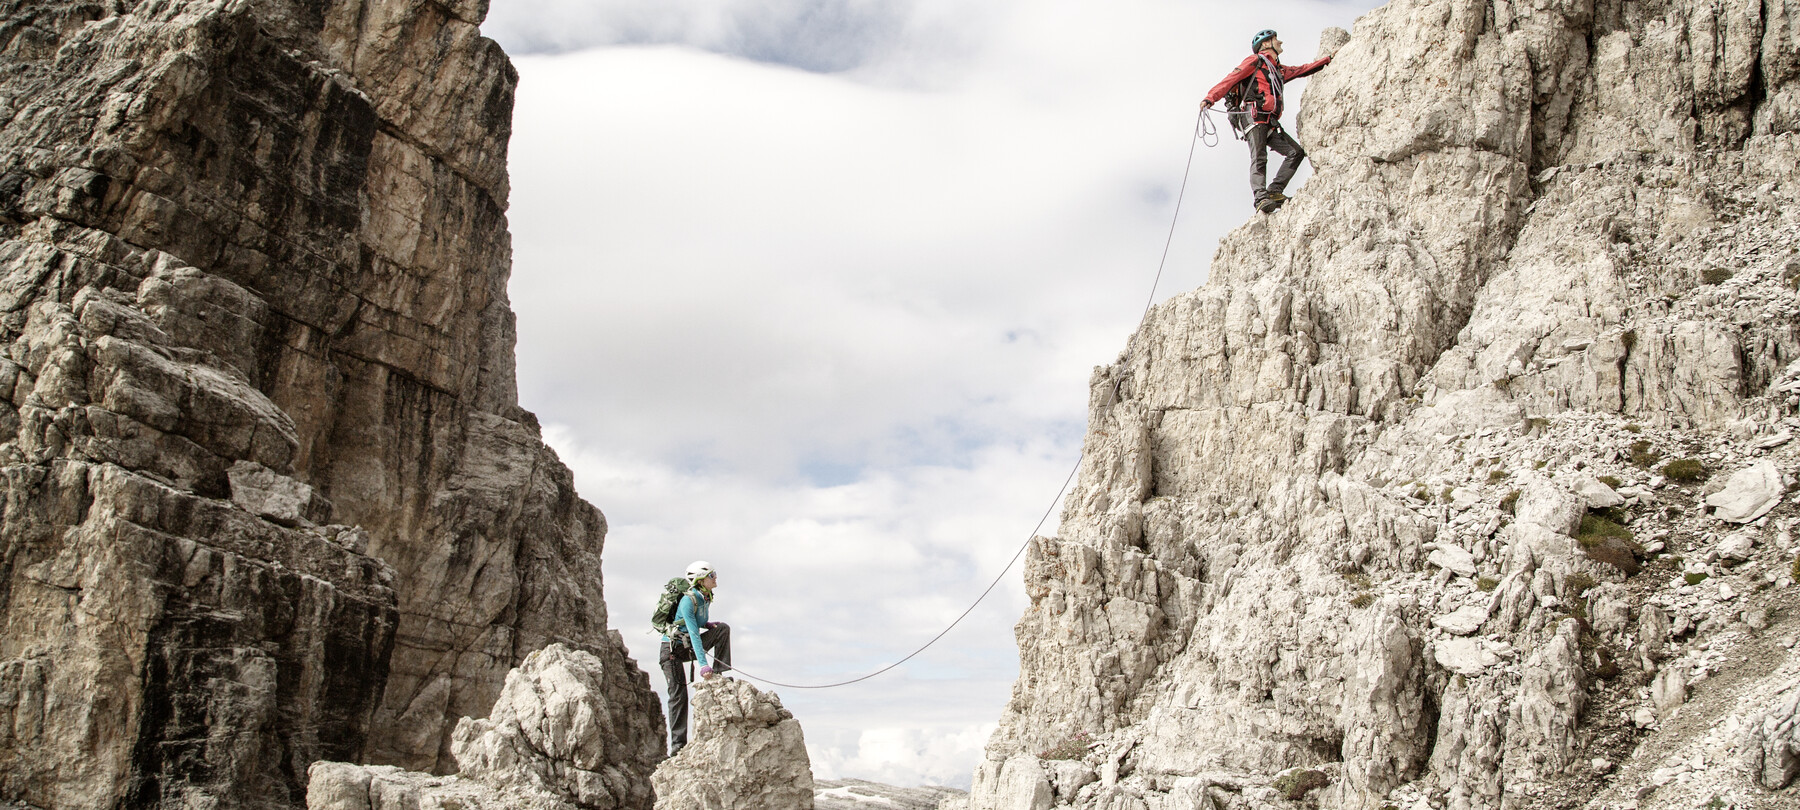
652, 679, 815, 810
1717, 531, 1756, 562
1568, 473, 1625, 509
1704, 460, 1789, 523
1434, 638, 1498, 677
1741, 684, 1800, 789
228, 459, 331, 525
1651, 668, 1688, 717
1428, 545, 1479, 577
309, 644, 657, 810
1432, 604, 1489, 636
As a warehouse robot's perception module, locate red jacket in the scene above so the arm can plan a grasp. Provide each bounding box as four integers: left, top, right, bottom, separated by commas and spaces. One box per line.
1205, 53, 1331, 124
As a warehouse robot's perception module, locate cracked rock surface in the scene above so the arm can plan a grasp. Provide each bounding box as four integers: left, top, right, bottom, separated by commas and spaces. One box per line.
307, 644, 660, 810
0, 0, 660, 805
967, 1, 1800, 809
652, 679, 815, 810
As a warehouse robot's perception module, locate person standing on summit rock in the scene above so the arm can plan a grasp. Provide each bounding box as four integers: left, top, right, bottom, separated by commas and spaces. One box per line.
656, 560, 731, 756
1200, 30, 1332, 213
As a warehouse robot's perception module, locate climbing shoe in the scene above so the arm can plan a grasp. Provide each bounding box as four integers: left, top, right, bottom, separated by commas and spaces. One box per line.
1266, 192, 1288, 203
1256, 196, 1283, 214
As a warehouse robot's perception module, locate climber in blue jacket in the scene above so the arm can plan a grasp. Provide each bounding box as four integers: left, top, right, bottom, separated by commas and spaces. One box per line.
660, 560, 731, 755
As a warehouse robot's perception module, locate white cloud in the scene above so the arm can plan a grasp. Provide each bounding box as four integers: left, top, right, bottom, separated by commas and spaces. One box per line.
809, 723, 999, 788
504, 0, 1377, 788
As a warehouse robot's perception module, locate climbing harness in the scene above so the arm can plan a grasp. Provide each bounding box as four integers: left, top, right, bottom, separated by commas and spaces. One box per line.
718, 105, 1217, 691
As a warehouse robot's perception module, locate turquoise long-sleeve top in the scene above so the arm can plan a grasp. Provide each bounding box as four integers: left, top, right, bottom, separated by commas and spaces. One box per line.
663, 587, 710, 664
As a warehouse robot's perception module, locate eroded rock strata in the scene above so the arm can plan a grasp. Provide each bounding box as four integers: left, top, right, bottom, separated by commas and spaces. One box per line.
969, 1, 1800, 809
0, 0, 660, 806
308, 644, 659, 810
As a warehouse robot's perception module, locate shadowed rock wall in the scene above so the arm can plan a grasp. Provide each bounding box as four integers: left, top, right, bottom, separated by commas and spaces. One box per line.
0, 0, 662, 806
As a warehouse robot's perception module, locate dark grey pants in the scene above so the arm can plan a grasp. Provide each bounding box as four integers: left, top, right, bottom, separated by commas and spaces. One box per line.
1247, 122, 1305, 202
659, 623, 731, 754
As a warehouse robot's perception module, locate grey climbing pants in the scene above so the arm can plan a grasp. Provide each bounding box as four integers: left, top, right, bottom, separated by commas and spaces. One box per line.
1247, 122, 1305, 202
659, 622, 731, 754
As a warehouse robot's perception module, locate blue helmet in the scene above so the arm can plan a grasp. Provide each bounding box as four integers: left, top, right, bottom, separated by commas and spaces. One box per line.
1252, 29, 1278, 51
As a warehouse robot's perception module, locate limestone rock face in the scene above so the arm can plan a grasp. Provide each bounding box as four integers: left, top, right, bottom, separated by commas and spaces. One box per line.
307, 644, 661, 810
651, 680, 815, 810
971, 2, 1800, 809
0, 0, 659, 805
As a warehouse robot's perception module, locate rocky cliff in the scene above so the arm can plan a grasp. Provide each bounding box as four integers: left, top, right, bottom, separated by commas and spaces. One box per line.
968, 1, 1800, 809
309, 644, 656, 810
0, 0, 661, 806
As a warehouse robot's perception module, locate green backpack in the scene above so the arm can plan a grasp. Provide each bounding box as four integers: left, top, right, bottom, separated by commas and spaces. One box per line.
651, 577, 691, 636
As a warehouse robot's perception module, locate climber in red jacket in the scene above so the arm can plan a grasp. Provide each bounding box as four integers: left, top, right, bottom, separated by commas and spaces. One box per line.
1201, 30, 1332, 213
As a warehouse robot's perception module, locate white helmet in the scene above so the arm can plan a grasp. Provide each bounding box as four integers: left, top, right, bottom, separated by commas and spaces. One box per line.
685, 560, 715, 582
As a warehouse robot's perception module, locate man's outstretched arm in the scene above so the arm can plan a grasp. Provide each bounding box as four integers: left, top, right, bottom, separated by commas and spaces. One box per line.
1282, 55, 1331, 80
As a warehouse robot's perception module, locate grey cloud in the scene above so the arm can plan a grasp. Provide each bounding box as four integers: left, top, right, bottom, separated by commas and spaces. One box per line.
485, 0, 917, 72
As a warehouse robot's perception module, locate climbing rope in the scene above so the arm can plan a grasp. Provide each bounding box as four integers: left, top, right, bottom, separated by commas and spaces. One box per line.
715, 104, 1219, 691
1145, 107, 1206, 317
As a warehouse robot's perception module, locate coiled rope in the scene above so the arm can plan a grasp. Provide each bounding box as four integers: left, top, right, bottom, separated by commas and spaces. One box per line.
716, 104, 1216, 691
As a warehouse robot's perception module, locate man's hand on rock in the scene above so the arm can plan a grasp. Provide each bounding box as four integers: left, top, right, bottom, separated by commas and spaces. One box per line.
699, 666, 715, 679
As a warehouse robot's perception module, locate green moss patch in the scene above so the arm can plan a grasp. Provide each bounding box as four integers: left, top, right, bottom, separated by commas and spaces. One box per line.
1577, 513, 1642, 575
1272, 769, 1330, 801
1662, 457, 1707, 482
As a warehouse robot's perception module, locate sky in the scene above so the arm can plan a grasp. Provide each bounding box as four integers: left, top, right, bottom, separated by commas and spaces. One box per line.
487, 0, 1376, 789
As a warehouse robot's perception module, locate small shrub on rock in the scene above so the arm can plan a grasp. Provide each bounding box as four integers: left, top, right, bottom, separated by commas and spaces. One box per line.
1038, 731, 1092, 761
1577, 513, 1642, 575
1350, 593, 1375, 609
1662, 458, 1707, 482
1564, 572, 1597, 596
1701, 267, 1733, 285
1488, 469, 1508, 483
1477, 576, 1499, 592
1272, 769, 1330, 801
1577, 513, 1633, 547
1685, 572, 1709, 586
1597, 475, 1622, 488
1629, 440, 1661, 468
1500, 490, 1521, 514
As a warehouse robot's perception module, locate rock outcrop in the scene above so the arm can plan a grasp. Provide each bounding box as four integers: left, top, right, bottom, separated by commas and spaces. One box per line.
0, 0, 660, 805
970, 1, 1800, 809
652, 679, 815, 810
308, 644, 660, 810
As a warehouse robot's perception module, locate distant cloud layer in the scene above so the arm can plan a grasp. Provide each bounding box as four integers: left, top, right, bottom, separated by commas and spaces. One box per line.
496, 0, 1374, 788
485, 0, 968, 74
